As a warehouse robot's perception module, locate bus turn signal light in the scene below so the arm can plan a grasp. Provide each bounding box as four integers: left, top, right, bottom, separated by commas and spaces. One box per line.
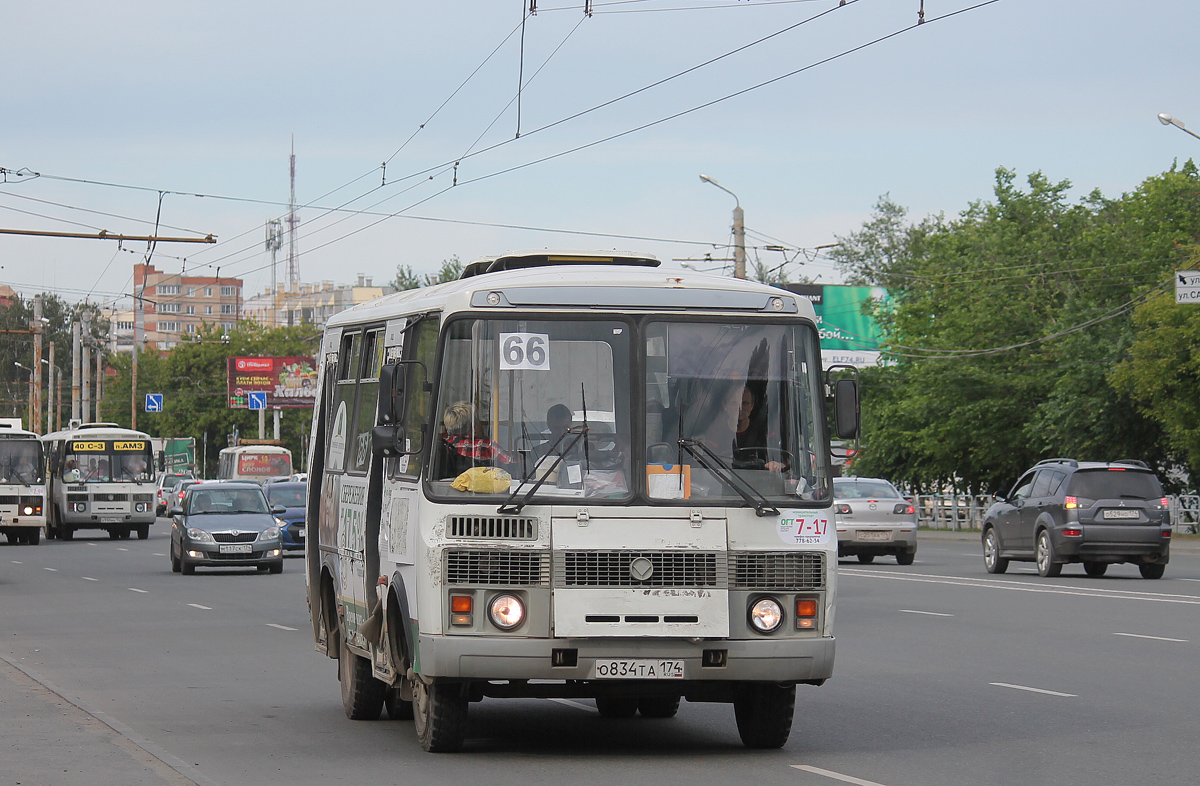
451, 596, 473, 613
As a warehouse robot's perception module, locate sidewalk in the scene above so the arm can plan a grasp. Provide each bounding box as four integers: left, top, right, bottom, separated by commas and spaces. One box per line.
919, 528, 1200, 555
0, 654, 205, 786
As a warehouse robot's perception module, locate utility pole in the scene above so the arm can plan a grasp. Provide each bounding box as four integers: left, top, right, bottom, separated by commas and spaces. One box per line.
132, 270, 144, 431
71, 321, 81, 422
732, 204, 746, 280
81, 310, 91, 423
32, 295, 43, 433
94, 344, 103, 421
47, 342, 55, 433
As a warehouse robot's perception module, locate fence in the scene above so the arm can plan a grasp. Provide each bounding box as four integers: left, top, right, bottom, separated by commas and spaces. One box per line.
915, 493, 1200, 534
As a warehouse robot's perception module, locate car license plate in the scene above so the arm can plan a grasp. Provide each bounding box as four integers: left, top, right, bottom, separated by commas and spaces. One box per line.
1102, 509, 1140, 519
295, 530, 305, 539
856, 530, 892, 541
99, 516, 122, 524
219, 543, 253, 554
593, 659, 685, 680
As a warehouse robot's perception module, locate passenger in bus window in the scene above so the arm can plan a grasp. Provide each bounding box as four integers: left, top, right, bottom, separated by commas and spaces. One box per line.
533, 404, 579, 460
120, 454, 147, 481
13, 447, 38, 483
439, 401, 517, 478
63, 459, 80, 483
734, 385, 786, 472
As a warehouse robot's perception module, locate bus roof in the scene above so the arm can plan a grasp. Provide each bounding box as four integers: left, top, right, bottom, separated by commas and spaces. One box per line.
41, 424, 151, 442
324, 252, 811, 329
219, 445, 291, 454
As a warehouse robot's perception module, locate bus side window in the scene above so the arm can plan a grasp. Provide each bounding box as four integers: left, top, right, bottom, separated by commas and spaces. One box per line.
327, 331, 361, 474
389, 317, 437, 479
348, 328, 384, 475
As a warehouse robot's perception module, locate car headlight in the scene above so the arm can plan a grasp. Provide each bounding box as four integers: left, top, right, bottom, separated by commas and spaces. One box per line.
487, 594, 525, 630
274, 516, 285, 527
749, 597, 784, 633
186, 528, 215, 543
259, 527, 280, 541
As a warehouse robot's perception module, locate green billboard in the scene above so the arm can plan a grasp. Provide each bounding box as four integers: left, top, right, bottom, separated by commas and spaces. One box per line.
784, 284, 890, 368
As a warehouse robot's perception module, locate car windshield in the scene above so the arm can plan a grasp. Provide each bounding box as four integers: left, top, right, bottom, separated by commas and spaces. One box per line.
187, 488, 269, 514
268, 485, 306, 507
1067, 469, 1163, 500
0, 439, 43, 484
834, 480, 901, 499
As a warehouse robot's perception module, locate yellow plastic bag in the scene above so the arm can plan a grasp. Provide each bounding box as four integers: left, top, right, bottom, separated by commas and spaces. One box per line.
451, 466, 512, 493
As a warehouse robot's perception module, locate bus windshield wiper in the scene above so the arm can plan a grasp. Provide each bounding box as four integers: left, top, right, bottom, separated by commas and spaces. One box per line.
678, 438, 780, 517
497, 427, 588, 516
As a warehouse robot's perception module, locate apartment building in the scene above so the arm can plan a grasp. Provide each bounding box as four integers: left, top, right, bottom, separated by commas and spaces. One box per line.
109, 264, 243, 352
242, 274, 390, 332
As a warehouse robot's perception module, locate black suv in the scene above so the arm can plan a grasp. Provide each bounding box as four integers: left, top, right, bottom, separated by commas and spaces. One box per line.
982, 459, 1172, 579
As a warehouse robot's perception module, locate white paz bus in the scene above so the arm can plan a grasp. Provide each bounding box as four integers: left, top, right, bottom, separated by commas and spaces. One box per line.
217, 444, 293, 483
0, 422, 47, 545
42, 422, 156, 540
305, 251, 859, 752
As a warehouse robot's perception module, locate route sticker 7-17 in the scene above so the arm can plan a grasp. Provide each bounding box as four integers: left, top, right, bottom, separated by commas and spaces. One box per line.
777, 510, 832, 546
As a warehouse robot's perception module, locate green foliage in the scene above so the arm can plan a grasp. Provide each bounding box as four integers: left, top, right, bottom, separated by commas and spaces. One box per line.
844, 165, 1200, 493
392, 255, 463, 291
391, 264, 423, 291
99, 321, 319, 478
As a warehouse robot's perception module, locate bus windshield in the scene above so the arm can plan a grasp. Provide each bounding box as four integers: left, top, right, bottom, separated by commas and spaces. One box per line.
65, 440, 153, 483
0, 439, 44, 484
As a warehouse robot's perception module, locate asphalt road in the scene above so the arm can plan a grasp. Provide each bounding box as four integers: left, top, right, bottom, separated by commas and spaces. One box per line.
3, 525, 1198, 786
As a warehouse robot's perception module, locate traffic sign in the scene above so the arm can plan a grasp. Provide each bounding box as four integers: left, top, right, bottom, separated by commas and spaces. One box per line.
1176, 271, 1200, 304
145, 393, 163, 412
247, 391, 268, 411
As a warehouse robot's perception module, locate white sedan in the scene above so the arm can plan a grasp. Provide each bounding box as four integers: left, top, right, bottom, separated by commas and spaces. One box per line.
833, 477, 917, 565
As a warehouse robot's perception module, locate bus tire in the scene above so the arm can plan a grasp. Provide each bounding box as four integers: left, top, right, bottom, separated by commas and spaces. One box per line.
638, 696, 681, 718
413, 678, 468, 752
5, 532, 17, 545
60, 528, 74, 541
339, 638, 386, 720
137, 526, 149, 540
385, 686, 414, 720
27, 529, 40, 546
733, 682, 796, 749
595, 697, 638, 718
108, 530, 120, 540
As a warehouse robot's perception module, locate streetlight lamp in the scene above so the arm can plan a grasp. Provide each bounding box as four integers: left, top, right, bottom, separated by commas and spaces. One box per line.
13, 361, 33, 430
1158, 113, 1200, 142
699, 174, 747, 280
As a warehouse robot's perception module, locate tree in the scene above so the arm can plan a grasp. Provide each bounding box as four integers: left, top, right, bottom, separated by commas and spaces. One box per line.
391, 256, 463, 291
391, 264, 423, 291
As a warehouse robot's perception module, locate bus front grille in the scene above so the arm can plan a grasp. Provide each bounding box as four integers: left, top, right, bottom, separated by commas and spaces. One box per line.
556, 551, 726, 588
444, 549, 550, 587
0, 496, 17, 505
448, 515, 538, 540
731, 552, 825, 590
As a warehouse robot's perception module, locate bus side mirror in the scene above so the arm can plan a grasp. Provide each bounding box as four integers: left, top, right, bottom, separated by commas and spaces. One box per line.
377, 363, 406, 425
833, 378, 860, 441
372, 425, 411, 457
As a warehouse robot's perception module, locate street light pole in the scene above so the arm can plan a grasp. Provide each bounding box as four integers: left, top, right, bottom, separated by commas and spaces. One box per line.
699, 174, 747, 280
13, 362, 33, 430
1158, 113, 1200, 142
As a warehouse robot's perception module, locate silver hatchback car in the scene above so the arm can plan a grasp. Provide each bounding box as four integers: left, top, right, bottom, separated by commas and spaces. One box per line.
834, 477, 918, 565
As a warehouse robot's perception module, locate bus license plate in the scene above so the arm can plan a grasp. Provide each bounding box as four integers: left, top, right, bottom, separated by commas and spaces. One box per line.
857, 530, 892, 541
99, 517, 122, 524
219, 543, 253, 554
594, 659, 685, 680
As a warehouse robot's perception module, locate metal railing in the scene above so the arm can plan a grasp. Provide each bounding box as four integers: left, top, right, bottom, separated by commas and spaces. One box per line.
914, 493, 1200, 534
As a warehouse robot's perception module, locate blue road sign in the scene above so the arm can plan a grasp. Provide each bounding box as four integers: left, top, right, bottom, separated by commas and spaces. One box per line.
145, 393, 163, 412
248, 391, 268, 411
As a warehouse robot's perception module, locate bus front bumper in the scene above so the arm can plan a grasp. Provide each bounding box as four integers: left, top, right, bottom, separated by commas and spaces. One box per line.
415, 634, 835, 683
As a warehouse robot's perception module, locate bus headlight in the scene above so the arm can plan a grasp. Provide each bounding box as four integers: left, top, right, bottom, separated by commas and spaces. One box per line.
22, 505, 34, 516
749, 598, 784, 633
487, 594, 525, 630
134, 502, 147, 513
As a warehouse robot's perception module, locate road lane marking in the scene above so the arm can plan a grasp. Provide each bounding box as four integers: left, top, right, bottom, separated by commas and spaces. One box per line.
549, 698, 596, 712
82, 577, 98, 581
188, 603, 212, 610
899, 609, 954, 616
11, 560, 22, 564
1179, 578, 1200, 583
128, 588, 148, 593
989, 682, 1076, 697
791, 765, 890, 786
117, 548, 128, 552
266, 623, 297, 631
43, 567, 57, 572
1113, 632, 1188, 643
839, 568, 1200, 605
153, 553, 166, 557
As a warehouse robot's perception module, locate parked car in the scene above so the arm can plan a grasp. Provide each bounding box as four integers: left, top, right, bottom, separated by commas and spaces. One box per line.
155, 471, 194, 516
833, 477, 917, 565
169, 482, 285, 575
982, 459, 1171, 579
265, 481, 306, 552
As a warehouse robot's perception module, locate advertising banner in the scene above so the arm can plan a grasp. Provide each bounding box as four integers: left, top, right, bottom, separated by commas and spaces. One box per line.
227, 356, 317, 409
785, 284, 891, 368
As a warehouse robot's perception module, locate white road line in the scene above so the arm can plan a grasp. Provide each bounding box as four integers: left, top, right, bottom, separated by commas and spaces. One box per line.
153, 553, 166, 557
117, 548, 128, 552
11, 560, 22, 564
266, 623, 297, 631
548, 698, 596, 712
791, 764, 890, 786
43, 567, 58, 572
82, 577, 98, 581
128, 588, 148, 593
1178, 578, 1200, 583
188, 603, 212, 610
989, 682, 1076, 697
838, 568, 1200, 605
1113, 632, 1188, 643
899, 609, 954, 617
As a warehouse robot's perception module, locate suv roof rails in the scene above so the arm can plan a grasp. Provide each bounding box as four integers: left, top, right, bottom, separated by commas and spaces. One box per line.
1035, 457, 1078, 468
1112, 459, 1149, 469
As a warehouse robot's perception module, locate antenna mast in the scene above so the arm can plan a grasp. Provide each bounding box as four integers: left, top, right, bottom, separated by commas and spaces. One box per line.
286, 137, 300, 294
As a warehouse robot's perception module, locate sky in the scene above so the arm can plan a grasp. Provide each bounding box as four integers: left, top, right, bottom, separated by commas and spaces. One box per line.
1, 0, 1197, 313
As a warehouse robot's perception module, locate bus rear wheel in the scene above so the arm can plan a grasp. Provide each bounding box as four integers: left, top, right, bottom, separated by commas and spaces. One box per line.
137, 526, 149, 540
59, 528, 74, 541
733, 683, 796, 749
26, 529, 40, 545
413, 678, 468, 752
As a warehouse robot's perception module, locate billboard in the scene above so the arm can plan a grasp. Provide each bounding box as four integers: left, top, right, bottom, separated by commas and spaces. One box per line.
227, 356, 317, 409
784, 284, 890, 368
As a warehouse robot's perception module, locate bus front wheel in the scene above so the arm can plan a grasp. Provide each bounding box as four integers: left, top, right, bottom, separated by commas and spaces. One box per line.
733, 682, 796, 749
413, 678, 468, 753
339, 638, 385, 721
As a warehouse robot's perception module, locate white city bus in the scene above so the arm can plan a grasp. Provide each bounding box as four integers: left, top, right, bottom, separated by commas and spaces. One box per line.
217, 444, 293, 483
0, 422, 47, 545
42, 422, 157, 540
305, 251, 858, 752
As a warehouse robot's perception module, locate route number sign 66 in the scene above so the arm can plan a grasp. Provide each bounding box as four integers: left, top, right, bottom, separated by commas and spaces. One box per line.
499, 333, 550, 371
